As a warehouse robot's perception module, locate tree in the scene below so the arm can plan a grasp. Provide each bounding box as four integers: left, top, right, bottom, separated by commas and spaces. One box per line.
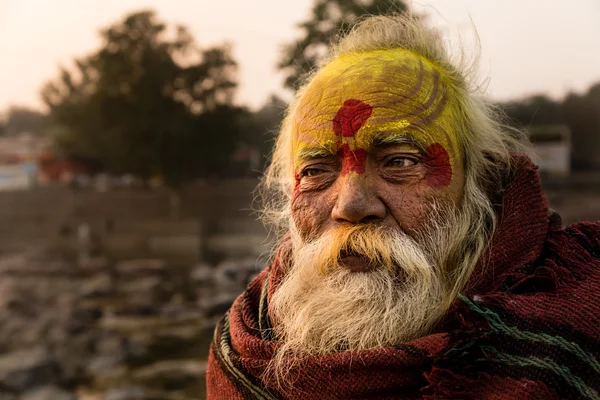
1, 106, 48, 136
498, 83, 600, 172
499, 95, 564, 128
243, 95, 287, 169
42, 10, 240, 187
561, 83, 600, 171
278, 0, 408, 90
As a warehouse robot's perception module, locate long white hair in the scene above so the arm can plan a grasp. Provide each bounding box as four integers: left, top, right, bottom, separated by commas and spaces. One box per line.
258, 13, 527, 244
259, 13, 530, 389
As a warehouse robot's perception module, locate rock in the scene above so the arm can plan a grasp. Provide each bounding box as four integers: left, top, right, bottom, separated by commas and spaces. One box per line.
0, 254, 28, 275
0, 347, 61, 392
132, 360, 207, 390
206, 233, 267, 258
68, 307, 103, 334
199, 293, 237, 317
0, 392, 18, 400
141, 324, 206, 361
0, 253, 72, 276
21, 386, 76, 400
117, 276, 162, 295
104, 386, 146, 400
75, 388, 103, 400
80, 273, 113, 297
78, 255, 110, 271
87, 354, 124, 376
100, 315, 168, 333
0, 249, 216, 399
52, 332, 98, 384
246, 271, 260, 284
0, 275, 78, 311
213, 258, 258, 288
0, 277, 20, 308
95, 334, 123, 354
195, 321, 219, 359
148, 235, 201, 259
91, 365, 129, 391
0, 312, 43, 351
190, 263, 214, 285
116, 259, 166, 274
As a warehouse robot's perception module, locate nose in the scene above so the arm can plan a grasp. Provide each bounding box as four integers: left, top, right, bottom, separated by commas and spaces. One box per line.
331, 174, 386, 224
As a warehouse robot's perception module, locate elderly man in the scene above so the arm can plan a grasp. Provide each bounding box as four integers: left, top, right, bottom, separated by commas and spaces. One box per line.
207, 14, 600, 399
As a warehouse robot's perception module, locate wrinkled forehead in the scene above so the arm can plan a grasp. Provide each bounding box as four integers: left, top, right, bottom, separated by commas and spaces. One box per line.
293, 49, 459, 153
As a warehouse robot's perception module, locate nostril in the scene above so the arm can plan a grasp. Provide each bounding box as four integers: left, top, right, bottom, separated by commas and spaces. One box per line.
360, 215, 383, 224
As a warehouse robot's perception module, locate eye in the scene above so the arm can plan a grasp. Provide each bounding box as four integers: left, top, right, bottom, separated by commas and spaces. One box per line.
384, 157, 416, 168
301, 167, 323, 177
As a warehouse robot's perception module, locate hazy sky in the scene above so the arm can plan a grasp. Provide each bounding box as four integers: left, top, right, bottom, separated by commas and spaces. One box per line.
1, 0, 599, 113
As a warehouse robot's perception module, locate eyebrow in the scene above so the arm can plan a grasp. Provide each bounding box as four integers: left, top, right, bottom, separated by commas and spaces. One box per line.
295, 132, 425, 162
296, 146, 336, 162
370, 132, 425, 152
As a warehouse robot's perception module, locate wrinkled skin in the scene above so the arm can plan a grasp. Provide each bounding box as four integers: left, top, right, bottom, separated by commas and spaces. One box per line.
291, 49, 465, 244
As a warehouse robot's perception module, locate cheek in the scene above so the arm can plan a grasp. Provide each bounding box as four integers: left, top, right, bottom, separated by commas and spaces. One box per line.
291, 191, 332, 240
384, 192, 431, 233
423, 143, 453, 188
381, 182, 455, 235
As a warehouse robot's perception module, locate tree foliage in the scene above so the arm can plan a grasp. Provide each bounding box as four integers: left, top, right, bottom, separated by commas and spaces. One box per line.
0, 106, 48, 137
278, 0, 408, 90
562, 83, 600, 170
500, 95, 563, 127
499, 82, 600, 171
42, 10, 241, 186
241, 95, 287, 169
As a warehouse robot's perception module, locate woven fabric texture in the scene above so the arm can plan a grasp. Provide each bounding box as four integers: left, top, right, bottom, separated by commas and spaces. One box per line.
206, 157, 600, 399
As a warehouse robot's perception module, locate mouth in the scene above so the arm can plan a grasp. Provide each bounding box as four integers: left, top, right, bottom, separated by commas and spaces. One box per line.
338, 250, 376, 273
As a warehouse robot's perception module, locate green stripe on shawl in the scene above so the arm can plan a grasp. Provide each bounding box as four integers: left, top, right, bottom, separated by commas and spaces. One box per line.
215, 312, 279, 400
461, 294, 600, 399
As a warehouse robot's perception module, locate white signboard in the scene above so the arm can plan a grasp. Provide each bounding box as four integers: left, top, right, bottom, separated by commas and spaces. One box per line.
0, 164, 37, 191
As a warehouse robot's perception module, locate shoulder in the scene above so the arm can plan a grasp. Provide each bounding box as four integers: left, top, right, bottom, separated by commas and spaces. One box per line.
545, 220, 600, 270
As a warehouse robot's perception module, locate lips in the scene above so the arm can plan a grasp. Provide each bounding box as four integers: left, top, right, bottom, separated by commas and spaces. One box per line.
338, 250, 376, 272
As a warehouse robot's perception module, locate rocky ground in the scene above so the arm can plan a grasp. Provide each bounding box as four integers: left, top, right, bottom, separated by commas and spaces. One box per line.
0, 249, 259, 400
0, 186, 598, 400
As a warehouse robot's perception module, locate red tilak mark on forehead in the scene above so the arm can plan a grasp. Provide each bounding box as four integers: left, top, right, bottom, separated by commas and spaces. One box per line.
423, 143, 452, 188
332, 99, 373, 175
333, 99, 373, 137
338, 144, 368, 176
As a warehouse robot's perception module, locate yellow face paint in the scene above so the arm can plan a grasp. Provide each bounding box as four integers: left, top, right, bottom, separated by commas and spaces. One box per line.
293, 48, 462, 187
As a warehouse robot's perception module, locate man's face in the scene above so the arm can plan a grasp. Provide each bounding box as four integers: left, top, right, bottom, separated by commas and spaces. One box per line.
270, 50, 488, 363
291, 49, 465, 265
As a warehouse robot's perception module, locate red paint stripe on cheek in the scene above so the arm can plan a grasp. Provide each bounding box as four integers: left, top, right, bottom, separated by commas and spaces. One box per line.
424, 143, 452, 188
338, 144, 368, 176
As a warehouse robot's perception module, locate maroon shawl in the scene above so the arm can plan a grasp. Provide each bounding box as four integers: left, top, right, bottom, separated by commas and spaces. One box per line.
207, 158, 600, 399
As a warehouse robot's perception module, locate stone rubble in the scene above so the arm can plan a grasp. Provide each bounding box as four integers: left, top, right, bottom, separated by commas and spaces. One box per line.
0, 250, 258, 400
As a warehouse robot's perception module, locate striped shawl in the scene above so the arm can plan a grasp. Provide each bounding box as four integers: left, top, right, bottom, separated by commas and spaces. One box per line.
207, 158, 600, 399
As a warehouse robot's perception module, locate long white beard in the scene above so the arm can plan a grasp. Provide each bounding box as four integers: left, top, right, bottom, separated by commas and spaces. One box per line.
268, 195, 491, 362
270, 224, 448, 356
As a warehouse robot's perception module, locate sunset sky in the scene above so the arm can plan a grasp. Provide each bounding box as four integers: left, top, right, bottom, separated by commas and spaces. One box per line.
1, 0, 599, 112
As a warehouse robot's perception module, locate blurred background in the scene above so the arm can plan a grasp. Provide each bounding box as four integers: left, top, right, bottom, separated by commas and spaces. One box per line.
0, 1, 598, 399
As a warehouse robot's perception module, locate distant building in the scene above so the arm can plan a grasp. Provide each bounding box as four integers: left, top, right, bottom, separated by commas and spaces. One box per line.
0, 133, 47, 190
0, 132, 49, 164
527, 125, 571, 177
0, 133, 100, 189
0, 163, 37, 191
